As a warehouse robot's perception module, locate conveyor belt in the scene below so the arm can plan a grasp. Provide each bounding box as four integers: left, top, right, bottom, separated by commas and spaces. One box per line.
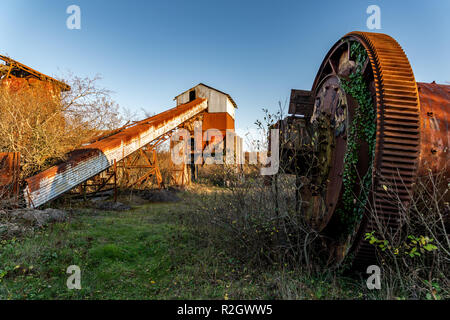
24, 98, 207, 208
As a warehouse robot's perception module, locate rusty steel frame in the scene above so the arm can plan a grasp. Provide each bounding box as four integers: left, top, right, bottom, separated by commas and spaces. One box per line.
62, 117, 184, 197
118, 147, 163, 189
116, 128, 176, 190
77, 164, 118, 198
73, 137, 167, 199
24, 98, 208, 208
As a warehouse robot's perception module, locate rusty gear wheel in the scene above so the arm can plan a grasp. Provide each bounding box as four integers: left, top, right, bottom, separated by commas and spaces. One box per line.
293, 32, 422, 267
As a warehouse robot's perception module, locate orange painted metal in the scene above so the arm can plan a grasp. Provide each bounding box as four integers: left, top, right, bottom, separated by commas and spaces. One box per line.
417, 82, 450, 177
201, 112, 235, 148
24, 98, 207, 207
202, 112, 235, 132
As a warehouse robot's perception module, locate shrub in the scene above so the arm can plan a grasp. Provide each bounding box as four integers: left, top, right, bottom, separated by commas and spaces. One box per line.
0, 74, 122, 179
365, 170, 449, 299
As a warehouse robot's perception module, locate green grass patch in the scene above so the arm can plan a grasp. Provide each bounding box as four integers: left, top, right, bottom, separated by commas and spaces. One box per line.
0, 197, 256, 299
0, 191, 369, 300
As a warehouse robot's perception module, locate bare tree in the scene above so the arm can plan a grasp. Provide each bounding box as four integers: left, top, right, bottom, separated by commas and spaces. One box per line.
0, 73, 123, 178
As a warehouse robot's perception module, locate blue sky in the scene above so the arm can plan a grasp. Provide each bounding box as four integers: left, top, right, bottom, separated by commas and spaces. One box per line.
1, 0, 449, 131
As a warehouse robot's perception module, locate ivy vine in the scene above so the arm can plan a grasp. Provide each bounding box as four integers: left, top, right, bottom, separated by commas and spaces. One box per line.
338, 41, 376, 235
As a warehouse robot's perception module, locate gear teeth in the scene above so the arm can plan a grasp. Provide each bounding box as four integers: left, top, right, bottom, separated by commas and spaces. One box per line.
344, 32, 421, 266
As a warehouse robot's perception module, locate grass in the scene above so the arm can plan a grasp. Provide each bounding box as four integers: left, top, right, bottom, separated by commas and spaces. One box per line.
0, 189, 369, 300
0, 192, 261, 300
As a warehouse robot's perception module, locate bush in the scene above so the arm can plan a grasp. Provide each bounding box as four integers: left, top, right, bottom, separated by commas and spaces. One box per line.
365, 170, 449, 299
185, 107, 449, 299
184, 173, 320, 269
0, 74, 122, 179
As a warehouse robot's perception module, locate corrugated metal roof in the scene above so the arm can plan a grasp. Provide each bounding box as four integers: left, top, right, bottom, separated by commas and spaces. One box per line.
0, 55, 70, 91
174, 83, 238, 109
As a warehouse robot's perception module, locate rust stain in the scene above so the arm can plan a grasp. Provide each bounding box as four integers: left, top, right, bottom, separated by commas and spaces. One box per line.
0, 152, 20, 201
1, 55, 69, 105
0, 55, 70, 92
417, 82, 450, 177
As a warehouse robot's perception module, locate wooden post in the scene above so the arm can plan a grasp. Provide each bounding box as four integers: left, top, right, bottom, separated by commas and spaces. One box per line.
113, 159, 117, 202
82, 182, 87, 202
12, 152, 20, 207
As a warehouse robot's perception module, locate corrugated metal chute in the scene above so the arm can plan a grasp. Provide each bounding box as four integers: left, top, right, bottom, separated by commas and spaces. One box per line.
24, 98, 208, 208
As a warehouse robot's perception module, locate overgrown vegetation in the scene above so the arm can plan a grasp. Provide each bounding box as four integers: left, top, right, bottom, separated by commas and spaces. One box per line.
0, 74, 122, 178
0, 173, 447, 299
0, 190, 368, 300
0, 64, 447, 300
180, 103, 449, 300
363, 171, 449, 299
183, 176, 449, 299
339, 41, 376, 234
